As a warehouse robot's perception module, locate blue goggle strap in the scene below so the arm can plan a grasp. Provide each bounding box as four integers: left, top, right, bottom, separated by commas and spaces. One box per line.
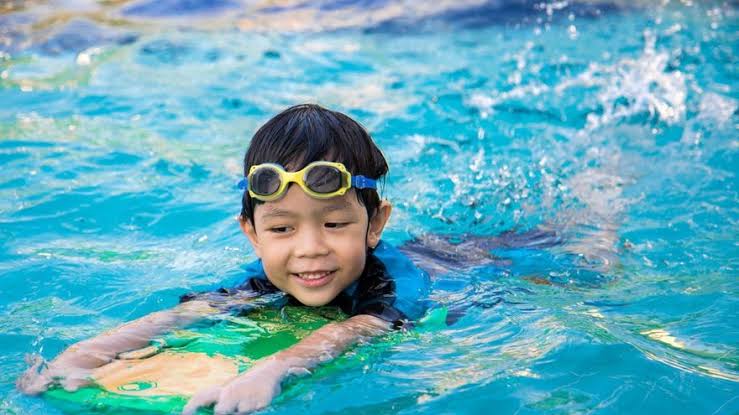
351, 175, 377, 190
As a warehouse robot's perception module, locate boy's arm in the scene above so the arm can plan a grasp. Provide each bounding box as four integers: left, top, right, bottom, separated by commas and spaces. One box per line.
17, 300, 217, 395
183, 314, 392, 415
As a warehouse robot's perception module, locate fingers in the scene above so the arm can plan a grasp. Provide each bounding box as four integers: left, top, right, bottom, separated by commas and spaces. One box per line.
235, 400, 259, 415
218, 382, 279, 415
182, 385, 221, 415
16, 356, 52, 395
188, 386, 245, 415
207, 388, 271, 415
213, 397, 238, 415
16, 368, 52, 395
24, 353, 44, 368
185, 374, 279, 415
234, 397, 271, 415
18, 373, 52, 395
61, 375, 92, 392
17, 354, 95, 396
214, 399, 267, 415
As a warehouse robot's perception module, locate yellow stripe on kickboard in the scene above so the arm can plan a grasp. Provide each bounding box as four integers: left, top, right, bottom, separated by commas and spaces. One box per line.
92, 351, 242, 397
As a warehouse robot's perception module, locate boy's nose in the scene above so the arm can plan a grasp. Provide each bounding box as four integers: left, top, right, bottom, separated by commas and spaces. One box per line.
293, 227, 330, 258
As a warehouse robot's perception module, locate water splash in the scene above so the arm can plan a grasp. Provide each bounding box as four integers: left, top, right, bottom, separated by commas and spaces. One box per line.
558, 29, 687, 129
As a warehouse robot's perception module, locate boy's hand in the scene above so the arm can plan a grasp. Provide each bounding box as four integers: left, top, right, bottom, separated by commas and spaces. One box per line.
17, 340, 117, 395
182, 315, 389, 415
17, 354, 94, 395
182, 359, 287, 415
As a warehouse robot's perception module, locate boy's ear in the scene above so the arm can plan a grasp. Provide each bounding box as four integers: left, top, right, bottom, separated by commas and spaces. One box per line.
239, 217, 262, 258
367, 200, 392, 249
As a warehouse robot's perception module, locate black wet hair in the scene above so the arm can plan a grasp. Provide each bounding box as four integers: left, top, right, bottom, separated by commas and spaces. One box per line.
240, 104, 388, 225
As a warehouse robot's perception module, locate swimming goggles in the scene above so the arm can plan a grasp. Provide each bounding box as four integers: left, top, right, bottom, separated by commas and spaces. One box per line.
237, 161, 377, 202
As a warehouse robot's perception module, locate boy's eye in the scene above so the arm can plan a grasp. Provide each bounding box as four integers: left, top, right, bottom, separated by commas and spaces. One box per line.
325, 222, 348, 229
269, 226, 292, 233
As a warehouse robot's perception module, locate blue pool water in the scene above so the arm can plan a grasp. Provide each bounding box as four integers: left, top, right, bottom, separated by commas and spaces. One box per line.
1, 1, 737, 413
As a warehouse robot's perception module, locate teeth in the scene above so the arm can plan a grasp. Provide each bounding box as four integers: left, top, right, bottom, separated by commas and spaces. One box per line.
296, 271, 330, 280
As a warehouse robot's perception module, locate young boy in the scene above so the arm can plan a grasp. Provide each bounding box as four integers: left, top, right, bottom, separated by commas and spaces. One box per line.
18, 104, 432, 414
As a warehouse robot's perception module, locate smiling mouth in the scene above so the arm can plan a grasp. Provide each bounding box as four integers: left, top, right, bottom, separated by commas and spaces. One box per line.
291, 270, 336, 287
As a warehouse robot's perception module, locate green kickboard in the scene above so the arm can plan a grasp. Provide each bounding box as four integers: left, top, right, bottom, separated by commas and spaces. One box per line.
44, 306, 348, 414
43, 306, 447, 414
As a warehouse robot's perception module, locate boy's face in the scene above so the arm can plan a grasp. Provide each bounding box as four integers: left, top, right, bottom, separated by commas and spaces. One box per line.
240, 185, 391, 307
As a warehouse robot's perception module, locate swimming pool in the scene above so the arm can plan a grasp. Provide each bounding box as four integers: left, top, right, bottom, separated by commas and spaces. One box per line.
1, 1, 737, 413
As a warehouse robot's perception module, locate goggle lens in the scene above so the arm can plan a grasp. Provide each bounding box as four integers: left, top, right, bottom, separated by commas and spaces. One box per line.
304, 165, 344, 193
250, 167, 281, 196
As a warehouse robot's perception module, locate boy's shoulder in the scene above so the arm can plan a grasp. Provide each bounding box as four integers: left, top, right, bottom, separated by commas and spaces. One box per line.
369, 240, 431, 320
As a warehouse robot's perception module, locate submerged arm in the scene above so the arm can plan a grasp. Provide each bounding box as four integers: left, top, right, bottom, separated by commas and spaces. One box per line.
18, 299, 217, 395
183, 314, 392, 415
271, 313, 391, 369
62, 300, 216, 366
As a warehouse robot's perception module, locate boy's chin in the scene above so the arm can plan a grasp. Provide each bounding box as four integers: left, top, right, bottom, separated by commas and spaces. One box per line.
290, 290, 337, 307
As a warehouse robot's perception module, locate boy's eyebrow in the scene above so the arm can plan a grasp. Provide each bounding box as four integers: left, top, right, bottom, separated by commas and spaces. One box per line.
260, 200, 353, 220
260, 208, 297, 219
321, 200, 352, 213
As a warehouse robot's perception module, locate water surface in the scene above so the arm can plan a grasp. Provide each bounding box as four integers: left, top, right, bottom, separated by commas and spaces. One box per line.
1, 1, 737, 414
